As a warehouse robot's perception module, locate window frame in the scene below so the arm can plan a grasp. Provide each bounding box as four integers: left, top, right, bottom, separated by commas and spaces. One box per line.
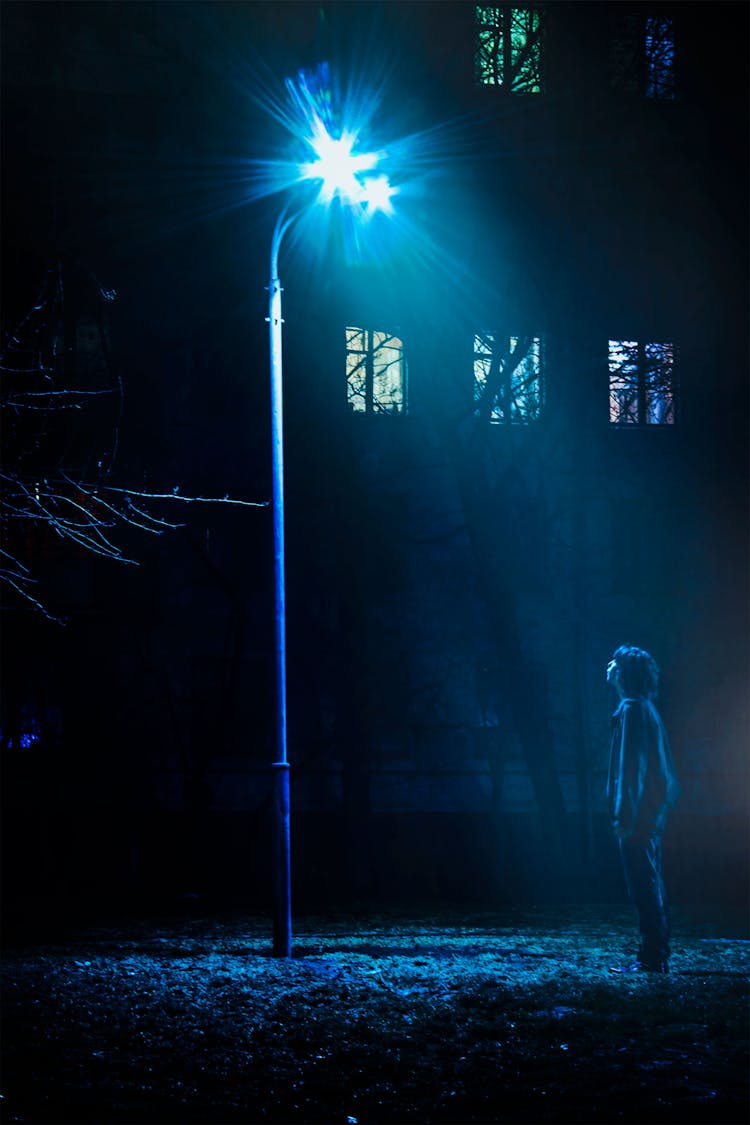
644, 15, 676, 100
610, 11, 676, 101
474, 5, 544, 95
473, 332, 545, 425
608, 338, 677, 427
345, 326, 408, 416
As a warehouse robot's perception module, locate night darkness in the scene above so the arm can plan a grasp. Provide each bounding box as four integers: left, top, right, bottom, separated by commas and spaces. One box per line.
1, 3, 748, 1123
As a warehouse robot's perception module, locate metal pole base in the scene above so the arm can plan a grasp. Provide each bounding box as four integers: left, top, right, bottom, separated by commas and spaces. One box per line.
271, 761, 292, 958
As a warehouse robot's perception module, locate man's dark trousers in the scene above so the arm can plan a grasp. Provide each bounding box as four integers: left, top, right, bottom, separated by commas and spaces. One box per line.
619, 834, 671, 968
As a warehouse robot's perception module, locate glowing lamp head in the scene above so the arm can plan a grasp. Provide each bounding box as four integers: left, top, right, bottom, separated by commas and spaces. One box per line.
299, 120, 394, 215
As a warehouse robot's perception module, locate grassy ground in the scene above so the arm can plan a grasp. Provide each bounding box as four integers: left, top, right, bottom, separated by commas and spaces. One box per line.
1, 904, 748, 1124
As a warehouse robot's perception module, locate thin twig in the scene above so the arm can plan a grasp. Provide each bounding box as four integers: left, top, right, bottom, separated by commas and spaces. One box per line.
101, 486, 269, 508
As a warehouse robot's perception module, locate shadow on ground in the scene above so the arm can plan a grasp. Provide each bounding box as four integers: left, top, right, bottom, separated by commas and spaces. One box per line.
1, 904, 748, 1124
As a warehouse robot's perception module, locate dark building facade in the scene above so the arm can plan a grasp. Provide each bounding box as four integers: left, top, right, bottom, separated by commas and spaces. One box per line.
1, 2, 747, 916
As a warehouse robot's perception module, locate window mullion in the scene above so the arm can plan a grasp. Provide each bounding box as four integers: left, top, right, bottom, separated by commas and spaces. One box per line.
637, 341, 647, 425
365, 330, 374, 414
504, 7, 512, 90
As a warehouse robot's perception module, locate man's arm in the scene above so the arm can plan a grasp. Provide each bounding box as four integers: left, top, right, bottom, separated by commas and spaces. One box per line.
611, 702, 647, 839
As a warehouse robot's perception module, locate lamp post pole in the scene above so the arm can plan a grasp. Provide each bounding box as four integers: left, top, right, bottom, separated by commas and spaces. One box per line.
268, 205, 295, 959
263, 88, 397, 956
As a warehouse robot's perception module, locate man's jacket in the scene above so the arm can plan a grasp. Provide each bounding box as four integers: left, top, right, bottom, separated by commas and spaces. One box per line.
607, 696, 680, 839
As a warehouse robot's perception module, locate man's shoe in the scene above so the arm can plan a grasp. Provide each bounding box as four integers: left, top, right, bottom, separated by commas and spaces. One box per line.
610, 960, 669, 975
639, 955, 669, 974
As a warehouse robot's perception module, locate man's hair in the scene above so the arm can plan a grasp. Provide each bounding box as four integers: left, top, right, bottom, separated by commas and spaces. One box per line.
612, 644, 660, 698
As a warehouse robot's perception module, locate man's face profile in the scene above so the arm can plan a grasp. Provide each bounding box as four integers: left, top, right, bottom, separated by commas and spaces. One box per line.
606, 658, 620, 688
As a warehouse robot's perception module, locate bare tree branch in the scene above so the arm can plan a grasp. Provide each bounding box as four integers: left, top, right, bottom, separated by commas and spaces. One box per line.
1, 256, 268, 619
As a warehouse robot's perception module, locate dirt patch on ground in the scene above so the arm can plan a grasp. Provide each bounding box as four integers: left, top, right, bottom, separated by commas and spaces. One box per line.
1, 904, 748, 1123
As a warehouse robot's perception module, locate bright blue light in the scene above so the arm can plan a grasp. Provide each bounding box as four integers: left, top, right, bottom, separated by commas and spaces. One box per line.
241, 59, 468, 269
300, 127, 377, 203
285, 63, 396, 217
299, 120, 393, 214
361, 174, 397, 216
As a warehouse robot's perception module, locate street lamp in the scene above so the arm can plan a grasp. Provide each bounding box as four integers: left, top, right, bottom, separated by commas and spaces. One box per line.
267, 93, 396, 958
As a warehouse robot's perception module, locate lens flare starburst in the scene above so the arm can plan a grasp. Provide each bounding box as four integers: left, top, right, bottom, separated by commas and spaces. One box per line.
299, 126, 380, 206
290, 66, 395, 219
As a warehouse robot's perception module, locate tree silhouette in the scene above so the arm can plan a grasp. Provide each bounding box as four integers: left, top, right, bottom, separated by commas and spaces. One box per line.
1, 255, 265, 621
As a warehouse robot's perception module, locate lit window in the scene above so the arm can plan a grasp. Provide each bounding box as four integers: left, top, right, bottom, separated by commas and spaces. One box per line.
608, 340, 676, 425
645, 17, 675, 99
474, 333, 543, 423
1, 705, 42, 751
611, 13, 675, 100
474, 6, 543, 94
346, 327, 407, 414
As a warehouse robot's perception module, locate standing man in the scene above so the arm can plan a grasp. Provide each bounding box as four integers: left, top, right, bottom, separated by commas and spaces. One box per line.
606, 645, 680, 974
